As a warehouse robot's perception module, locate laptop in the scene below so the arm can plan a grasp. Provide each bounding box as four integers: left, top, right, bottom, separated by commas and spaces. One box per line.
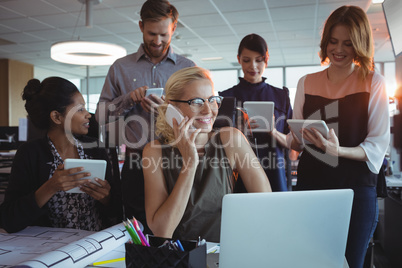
219, 189, 353, 268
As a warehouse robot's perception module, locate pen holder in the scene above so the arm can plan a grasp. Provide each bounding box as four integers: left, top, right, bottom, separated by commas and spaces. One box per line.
125, 235, 206, 268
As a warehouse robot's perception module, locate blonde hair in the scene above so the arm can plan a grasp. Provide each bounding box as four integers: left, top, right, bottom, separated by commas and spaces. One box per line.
156, 66, 214, 145
319, 5, 374, 79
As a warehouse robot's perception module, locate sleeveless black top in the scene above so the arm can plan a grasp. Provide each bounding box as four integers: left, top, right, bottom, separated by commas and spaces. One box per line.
297, 70, 377, 190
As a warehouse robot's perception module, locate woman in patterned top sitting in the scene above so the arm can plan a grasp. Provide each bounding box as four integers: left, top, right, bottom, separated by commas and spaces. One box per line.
0, 77, 122, 233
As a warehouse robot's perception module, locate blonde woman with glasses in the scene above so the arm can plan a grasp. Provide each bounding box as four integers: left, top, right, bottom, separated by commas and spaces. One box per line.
142, 66, 271, 242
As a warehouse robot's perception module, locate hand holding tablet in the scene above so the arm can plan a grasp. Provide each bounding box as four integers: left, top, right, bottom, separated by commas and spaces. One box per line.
243, 101, 275, 132
287, 119, 329, 144
64, 159, 107, 193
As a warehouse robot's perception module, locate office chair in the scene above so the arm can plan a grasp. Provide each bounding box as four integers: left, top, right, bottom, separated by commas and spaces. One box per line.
213, 96, 237, 129
212, 97, 249, 193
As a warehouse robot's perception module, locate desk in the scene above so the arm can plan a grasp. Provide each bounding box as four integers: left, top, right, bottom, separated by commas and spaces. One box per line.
0, 224, 130, 268
0, 225, 218, 268
0, 152, 13, 176
377, 176, 402, 267
0, 225, 349, 268
386, 174, 402, 188
0, 151, 14, 181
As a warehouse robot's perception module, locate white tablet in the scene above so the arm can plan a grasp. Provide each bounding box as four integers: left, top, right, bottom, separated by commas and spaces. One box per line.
243, 101, 274, 132
287, 119, 329, 144
64, 159, 107, 194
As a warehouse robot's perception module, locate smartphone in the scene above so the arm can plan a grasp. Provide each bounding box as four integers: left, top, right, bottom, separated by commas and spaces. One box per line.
165, 104, 185, 128
145, 88, 164, 97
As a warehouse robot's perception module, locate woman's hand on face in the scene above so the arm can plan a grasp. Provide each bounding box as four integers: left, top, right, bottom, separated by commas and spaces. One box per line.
172, 116, 201, 167
48, 164, 91, 193
80, 178, 111, 205
302, 128, 339, 156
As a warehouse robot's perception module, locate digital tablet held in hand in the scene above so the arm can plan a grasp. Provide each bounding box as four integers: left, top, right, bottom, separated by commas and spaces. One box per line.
64, 159, 107, 194
287, 119, 329, 144
243, 101, 275, 132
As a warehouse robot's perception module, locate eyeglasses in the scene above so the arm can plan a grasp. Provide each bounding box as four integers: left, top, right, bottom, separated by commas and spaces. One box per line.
170, 96, 223, 112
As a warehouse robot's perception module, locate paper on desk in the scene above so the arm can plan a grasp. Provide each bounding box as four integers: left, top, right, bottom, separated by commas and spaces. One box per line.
0, 223, 130, 268
207, 243, 220, 254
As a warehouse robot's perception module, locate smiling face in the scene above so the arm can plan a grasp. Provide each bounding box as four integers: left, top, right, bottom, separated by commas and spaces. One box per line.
140, 18, 176, 63
62, 92, 91, 136
173, 79, 218, 133
326, 24, 356, 70
238, 48, 267, 84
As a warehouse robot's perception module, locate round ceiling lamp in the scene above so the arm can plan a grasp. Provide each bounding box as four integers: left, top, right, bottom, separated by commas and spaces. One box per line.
50, 41, 127, 66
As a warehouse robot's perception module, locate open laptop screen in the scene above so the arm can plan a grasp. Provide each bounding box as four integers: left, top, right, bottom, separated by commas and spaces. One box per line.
219, 189, 353, 268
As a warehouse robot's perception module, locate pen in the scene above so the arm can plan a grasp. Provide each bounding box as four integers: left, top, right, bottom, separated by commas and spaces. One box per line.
92, 257, 125, 266
132, 217, 150, 247
123, 221, 141, 245
175, 239, 185, 251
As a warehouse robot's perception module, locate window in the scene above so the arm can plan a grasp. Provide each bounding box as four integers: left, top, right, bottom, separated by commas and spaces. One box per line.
263, 67, 283, 88
211, 70, 239, 93
384, 62, 397, 98
285, 65, 326, 106
80, 77, 106, 113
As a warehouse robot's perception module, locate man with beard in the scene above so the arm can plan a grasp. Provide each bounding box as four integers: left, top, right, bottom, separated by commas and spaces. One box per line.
95, 0, 195, 234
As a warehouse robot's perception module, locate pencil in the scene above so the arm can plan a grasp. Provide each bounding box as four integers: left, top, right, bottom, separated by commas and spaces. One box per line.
123, 221, 142, 245
132, 217, 150, 247
126, 218, 143, 246
92, 257, 125, 266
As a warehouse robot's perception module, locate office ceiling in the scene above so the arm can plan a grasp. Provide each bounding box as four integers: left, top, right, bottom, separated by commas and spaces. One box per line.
0, 0, 395, 79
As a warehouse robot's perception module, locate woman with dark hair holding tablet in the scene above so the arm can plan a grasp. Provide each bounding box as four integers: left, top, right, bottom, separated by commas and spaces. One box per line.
288, 6, 390, 268
0, 77, 122, 233
219, 33, 293, 192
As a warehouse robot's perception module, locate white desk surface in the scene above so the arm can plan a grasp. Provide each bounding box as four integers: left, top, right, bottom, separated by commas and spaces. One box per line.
0, 226, 349, 268
386, 174, 402, 187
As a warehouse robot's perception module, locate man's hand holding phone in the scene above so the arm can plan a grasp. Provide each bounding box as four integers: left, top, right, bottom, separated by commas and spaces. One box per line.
141, 94, 164, 114
130, 86, 148, 103
130, 86, 164, 114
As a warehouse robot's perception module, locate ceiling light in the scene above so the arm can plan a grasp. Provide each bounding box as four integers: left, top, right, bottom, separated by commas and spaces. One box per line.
50, 41, 127, 66
372, 0, 384, 3
201, 57, 223, 61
